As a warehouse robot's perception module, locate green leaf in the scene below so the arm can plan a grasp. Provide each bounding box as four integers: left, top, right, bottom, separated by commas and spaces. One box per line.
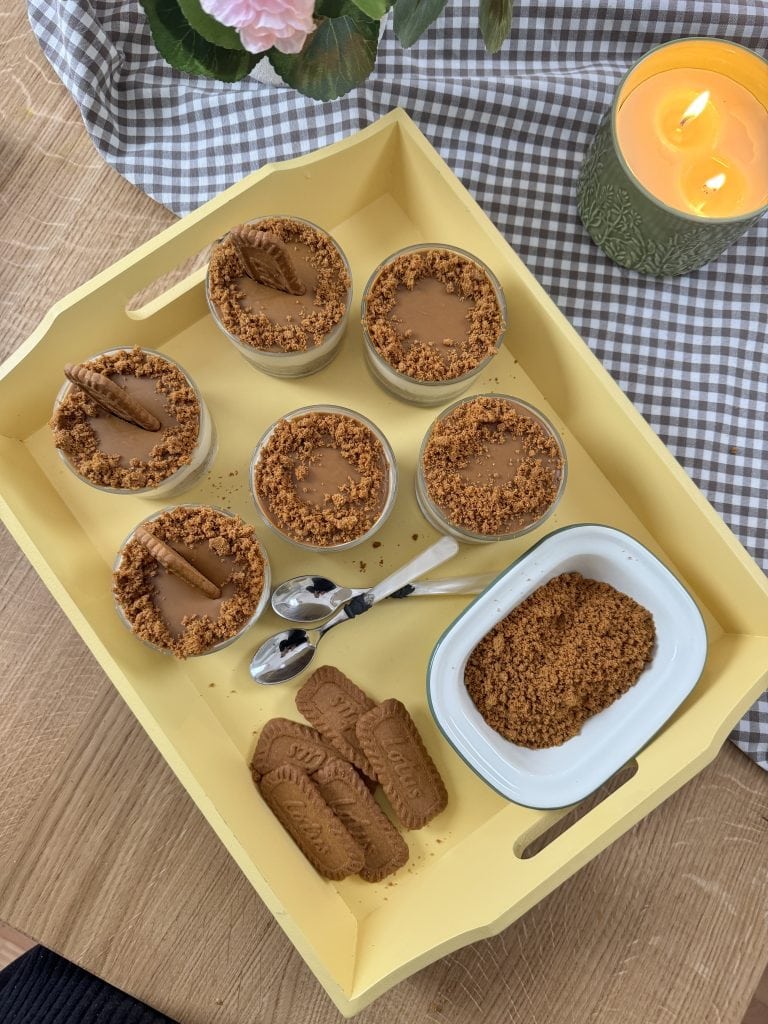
392, 0, 447, 48
347, 0, 390, 18
269, 4, 379, 101
140, 0, 259, 81
478, 0, 514, 53
176, 0, 244, 50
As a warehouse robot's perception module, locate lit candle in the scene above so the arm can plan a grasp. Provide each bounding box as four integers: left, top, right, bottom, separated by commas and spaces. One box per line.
616, 56, 768, 219
577, 39, 768, 274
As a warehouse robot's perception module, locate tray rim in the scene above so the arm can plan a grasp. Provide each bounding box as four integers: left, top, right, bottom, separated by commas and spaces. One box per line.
2, 108, 767, 1017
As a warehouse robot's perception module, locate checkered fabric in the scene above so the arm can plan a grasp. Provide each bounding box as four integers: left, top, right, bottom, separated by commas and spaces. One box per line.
27, 0, 768, 769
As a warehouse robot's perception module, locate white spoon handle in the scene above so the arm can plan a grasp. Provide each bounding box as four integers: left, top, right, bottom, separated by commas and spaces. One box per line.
369, 535, 460, 604
317, 536, 460, 637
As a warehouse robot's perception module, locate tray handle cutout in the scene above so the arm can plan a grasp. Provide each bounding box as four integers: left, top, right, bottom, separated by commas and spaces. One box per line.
114, 133, 377, 322
516, 760, 638, 860
80, 180, 298, 324
125, 243, 213, 319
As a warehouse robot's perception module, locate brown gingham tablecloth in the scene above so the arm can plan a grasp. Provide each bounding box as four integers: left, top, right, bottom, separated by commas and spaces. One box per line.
26, 0, 768, 770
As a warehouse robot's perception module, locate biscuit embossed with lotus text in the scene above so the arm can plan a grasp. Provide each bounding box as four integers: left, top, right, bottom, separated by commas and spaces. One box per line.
64, 362, 161, 431
259, 764, 364, 880
314, 758, 408, 882
229, 225, 306, 295
296, 666, 377, 778
355, 699, 448, 829
251, 717, 340, 783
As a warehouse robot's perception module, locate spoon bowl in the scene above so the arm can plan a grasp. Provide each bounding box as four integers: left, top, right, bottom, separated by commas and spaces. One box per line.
249, 627, 318, 685
271, 575, 356, 622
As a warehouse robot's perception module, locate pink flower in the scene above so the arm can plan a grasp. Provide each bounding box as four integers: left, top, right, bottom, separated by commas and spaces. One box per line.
201, 0, 315, 55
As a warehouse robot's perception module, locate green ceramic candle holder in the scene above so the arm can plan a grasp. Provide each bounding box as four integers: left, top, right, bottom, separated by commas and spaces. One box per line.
577, 38, 768, 277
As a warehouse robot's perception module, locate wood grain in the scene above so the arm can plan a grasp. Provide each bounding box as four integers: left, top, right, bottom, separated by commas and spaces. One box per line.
0, 924, 35, 968
1, 5, 768, 1023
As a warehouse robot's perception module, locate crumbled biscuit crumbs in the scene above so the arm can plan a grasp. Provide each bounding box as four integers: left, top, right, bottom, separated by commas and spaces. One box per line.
50, 348, 200, 490
364, 249, 503, 381
465, 573, 655, 747
113, 506, 265, 659
208, 217, 349, 352
422, 395, 563, 535
253, 411, 388, 546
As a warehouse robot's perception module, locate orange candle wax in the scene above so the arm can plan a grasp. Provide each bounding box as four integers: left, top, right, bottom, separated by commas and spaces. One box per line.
616, 58, 768, 218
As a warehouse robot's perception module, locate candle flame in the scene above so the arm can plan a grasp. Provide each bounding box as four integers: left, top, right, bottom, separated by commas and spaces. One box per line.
680, 90, 710, 127
704, 172, 726, 192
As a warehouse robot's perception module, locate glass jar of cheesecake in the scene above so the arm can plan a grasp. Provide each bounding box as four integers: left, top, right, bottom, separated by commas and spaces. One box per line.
206, 215, 352, 378
416, 393, 567, 543
250, 404, 398, 552
113, 504, 271, 658
49, 347, 217, 498
361, 243, 506, 406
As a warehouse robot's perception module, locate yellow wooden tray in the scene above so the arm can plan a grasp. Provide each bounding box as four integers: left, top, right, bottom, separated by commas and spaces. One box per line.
1, 109, 766, 1017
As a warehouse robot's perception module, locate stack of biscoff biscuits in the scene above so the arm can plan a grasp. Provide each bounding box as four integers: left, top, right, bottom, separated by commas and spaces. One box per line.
250, 666, 448, 882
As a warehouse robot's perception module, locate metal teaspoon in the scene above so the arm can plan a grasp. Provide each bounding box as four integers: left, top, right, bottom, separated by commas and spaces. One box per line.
249, 535, 459, 686
271, 571, 496, 623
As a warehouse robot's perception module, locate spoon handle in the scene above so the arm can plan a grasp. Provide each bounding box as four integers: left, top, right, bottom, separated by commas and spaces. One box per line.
394, 572, 496, 598
316, 536, 460, 639
369, 535, 460, 604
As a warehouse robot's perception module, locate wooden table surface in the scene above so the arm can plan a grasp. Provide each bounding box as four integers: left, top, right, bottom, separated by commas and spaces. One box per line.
2, 7, 768, 1023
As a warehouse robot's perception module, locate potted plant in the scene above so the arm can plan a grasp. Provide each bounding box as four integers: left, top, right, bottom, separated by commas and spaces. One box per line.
140, 0, 514, 100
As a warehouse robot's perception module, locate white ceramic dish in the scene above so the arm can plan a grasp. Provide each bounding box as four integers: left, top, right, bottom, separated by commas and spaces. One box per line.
427, 523, 707, 808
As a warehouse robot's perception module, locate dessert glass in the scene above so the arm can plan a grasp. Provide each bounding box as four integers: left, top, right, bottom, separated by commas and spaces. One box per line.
205, 215, 353, 378
250, 404, 398, 552
415, 394, 568, 544
113, 505, 271, 658
361, 243, 507, 407
52, 347, 217, 499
